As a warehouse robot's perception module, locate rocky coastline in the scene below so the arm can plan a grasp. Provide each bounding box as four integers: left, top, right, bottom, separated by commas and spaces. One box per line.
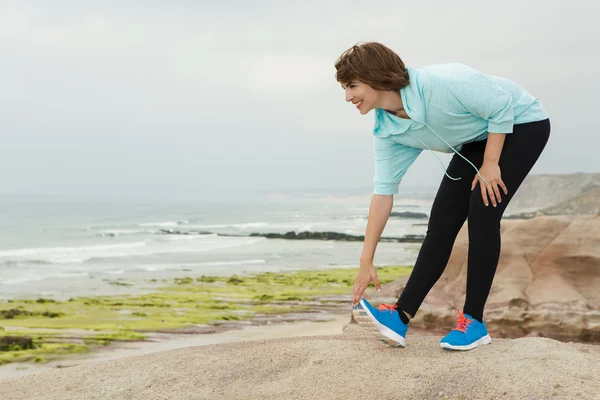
157, 229, 426, 243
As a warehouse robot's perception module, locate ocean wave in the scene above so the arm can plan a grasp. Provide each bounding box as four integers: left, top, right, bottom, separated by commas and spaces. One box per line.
160, 234, 216, 241
105, 269, 125, 275
135, 259, 267, 272
186, 222, 269, 230
0, 271, 90, 285
0, 242, 148, 264
138, 220, 189, 227
135, 264, 181, 272
2, 259, 52, 267
197, 259, 267, 267
0, 234, 263, 265
184, 221, 346, 233
97, 229, 156, 237
0, 273, 47, 285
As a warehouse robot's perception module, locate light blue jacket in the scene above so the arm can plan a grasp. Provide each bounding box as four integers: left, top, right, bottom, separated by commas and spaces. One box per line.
372, 63, 549, 195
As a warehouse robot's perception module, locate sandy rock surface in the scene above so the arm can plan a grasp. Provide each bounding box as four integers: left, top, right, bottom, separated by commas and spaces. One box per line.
0, 325, 599, 400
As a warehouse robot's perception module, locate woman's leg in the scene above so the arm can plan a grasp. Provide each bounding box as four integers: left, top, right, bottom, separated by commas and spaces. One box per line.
396, 140, 487, 318
463, 119, 551, 322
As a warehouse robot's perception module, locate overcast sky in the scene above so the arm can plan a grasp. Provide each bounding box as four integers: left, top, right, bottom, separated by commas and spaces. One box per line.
1, 0, 598, 200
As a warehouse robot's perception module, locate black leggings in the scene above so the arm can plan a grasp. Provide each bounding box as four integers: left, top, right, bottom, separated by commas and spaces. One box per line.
396, 118, 551, 322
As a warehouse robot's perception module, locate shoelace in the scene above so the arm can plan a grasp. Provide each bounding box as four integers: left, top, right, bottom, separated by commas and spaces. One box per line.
451, 310, 474, 332
376, 303, 398, 313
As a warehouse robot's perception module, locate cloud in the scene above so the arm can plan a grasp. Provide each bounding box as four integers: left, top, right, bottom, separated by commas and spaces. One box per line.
0, 1, 598, 198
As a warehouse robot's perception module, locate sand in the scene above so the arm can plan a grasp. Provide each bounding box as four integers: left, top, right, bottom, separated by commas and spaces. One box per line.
0, 320, 598, 400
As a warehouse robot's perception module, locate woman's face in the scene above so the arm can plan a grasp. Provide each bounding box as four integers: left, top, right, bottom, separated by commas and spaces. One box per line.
341, 80, 379, 115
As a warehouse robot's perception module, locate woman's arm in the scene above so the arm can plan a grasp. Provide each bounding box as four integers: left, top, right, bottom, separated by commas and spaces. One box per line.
352, 194, 393, 304
483, 132, 506, 164
352, 138, 420, 304
360, 194, 393, 263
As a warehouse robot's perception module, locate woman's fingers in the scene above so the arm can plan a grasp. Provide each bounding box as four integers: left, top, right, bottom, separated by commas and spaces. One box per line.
482, 181, 508, 207
355, 287, 363, 305
353, 285, 365, 306
353, 279, 371, 305
352, 284, 357, 305
500, 180, 508, 195
353, 285, 361, 306
352, 266, 382, 305
372, 272, 381, 292
471, 175, 479, 191
353, 283, 365, 305
480, 182, 489, 206
476, 172, 508, 207
487, 184, 498, 207
492, 182, 503, 204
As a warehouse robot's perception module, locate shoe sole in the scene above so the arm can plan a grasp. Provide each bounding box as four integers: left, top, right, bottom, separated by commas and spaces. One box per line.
352, 299, 406, 348
440, 334, 492, 351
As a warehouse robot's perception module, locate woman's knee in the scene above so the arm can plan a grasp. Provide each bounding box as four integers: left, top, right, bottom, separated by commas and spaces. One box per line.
468, 191, 502, 228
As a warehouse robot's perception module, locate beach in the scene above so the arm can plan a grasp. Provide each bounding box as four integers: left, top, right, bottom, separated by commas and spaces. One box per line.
1, 189, 598, 398
0, 193, 431, 380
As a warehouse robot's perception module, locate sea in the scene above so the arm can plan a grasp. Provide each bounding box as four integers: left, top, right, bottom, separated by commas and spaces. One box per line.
0, 191, 435, 301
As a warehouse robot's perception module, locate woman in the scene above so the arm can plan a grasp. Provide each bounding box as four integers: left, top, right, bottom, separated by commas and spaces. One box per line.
335, 42, 550, 351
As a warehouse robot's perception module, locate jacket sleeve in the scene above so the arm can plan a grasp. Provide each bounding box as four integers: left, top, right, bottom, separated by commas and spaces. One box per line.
438, 64, 515, 134
373, 136, 422, 195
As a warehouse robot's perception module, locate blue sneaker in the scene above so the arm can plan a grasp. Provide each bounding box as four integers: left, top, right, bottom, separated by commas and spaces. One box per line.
440, 310, 491, 351
352, 298, 407, 347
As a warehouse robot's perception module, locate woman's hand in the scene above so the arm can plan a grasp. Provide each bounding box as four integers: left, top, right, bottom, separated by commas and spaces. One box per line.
471, 161, 508, 207
352, 261, 381, 306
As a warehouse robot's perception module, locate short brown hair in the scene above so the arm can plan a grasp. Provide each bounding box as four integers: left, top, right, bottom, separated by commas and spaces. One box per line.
335, 42, 409, 91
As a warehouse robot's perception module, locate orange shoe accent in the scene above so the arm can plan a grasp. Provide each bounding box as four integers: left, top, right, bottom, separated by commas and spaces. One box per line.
451, 310, 474, 332
376, 303, 398, 313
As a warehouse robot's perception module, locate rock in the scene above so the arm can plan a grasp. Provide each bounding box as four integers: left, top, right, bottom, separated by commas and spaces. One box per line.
380, 234, 425, 243
502, 212, 539, 220
0, 309, 28, 319
389, 211, 428, 219
155, 228, 424, 243
0, 308, 63, 319
3, 333, 600, 400
539, 186, 600, 216
249, 231, 364, 241
506, 172, 600, 212
0, 336, 36, 351
248, 231, 425, 243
